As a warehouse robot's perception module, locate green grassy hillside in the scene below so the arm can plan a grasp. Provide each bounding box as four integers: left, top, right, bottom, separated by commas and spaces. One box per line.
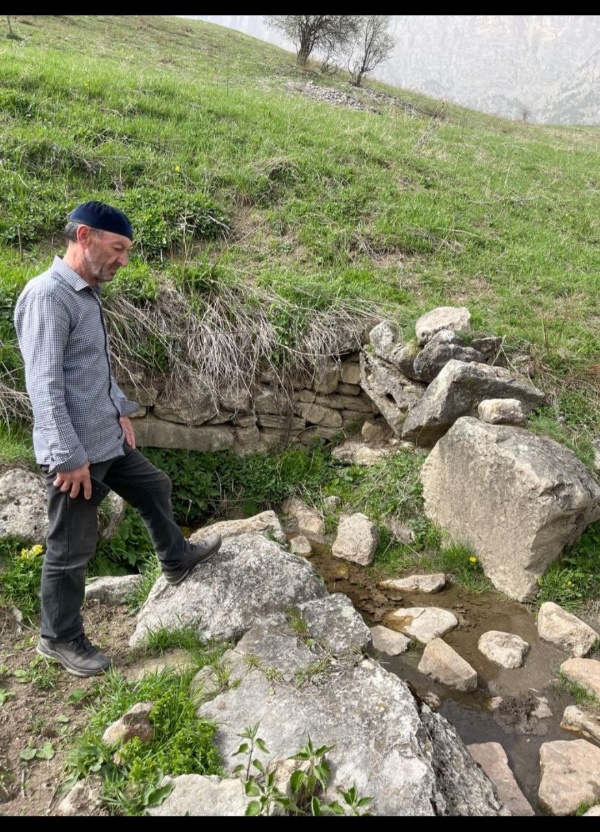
1, 14, 599, 463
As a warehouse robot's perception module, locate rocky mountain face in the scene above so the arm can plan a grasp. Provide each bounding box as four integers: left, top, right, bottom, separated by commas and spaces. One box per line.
186, 15, 600, 125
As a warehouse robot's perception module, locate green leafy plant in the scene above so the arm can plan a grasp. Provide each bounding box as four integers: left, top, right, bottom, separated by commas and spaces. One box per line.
232, 724, 373, 816
62, 646, 225, 815
0, 540, 44, 621
535, 520, 600, 614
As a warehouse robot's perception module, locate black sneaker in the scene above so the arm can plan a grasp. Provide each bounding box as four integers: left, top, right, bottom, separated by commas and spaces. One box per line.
162, 533, 222, 586
37, 633, 112, 678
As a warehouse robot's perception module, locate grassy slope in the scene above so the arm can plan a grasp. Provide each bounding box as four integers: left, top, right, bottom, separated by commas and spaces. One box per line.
0, 14, 599, 462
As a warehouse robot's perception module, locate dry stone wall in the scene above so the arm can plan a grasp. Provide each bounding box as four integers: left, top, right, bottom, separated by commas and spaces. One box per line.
121, 354, 378, 455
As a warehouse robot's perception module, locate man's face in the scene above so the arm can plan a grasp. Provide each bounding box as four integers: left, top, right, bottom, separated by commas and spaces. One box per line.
82, 229, 132, 285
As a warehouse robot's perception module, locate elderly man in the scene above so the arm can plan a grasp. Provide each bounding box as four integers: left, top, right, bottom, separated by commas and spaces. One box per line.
14, 200, 221, 677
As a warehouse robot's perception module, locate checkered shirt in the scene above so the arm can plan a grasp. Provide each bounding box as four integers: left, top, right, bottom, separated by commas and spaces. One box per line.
14, 256, 139, 472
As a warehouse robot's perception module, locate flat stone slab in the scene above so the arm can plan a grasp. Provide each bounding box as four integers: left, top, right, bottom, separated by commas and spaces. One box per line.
384, 606, 458, 644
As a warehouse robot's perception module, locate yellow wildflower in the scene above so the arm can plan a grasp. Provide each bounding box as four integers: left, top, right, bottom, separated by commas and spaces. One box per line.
174, 165, 181, 173
20, 544, 44, 561
469, 556, 478, 564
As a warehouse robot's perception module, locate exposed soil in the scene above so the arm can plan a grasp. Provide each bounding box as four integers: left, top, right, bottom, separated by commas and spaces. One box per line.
0, 600, 138, 817
1, 545, 598, 817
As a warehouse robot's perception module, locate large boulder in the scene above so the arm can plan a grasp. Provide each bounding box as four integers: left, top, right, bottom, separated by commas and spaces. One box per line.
401, 359, 547, 447
420, 417, 600, 601
195, 597, 508, 816
129, 532, 329, 646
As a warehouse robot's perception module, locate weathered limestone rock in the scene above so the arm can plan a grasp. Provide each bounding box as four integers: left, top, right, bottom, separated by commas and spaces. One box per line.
379, 574, 446, 594
332, 440, 391, 466
467, 742, 535, 816
384, 607, 458, 644
312, 359, 340, 394
368, 320, 400, 359
477, 630, 530, 669
593, 438, 600, 475
192, 510, 286, 544
281, 497, 325, 543
102, 702, 154, 746
560, 705, 600, 743
147, 774, 251, 816
130, 533, 329, 646
420, 417, 600, 601
538, 739, 600, 816
361, 418, 393, 443
153, 389, 218, 425
360, 350, 426, 436
370, 625, 411, 655
296, 401, 343, 428
98, 490, 127, 541
412, 329, 486, 382
478, 398, 527, 426
559, 658, 600, 699
195, 603, 507, 816
56, 776, 107, 816
537, 602, 599, 657
134, 415, 234, 452
381, 516, 417, 545
418, 637, 478, 692
415, 306, 472, 346
289, 535, 312, 555
0, 468, 48, 543
471, 336, 504, 364
331, 513, 380, 565
340, 358, 361, 385
314, 391, 375, 413
253, 386, 292, 415
401, 359, 547, 446
85, 574, 143, 605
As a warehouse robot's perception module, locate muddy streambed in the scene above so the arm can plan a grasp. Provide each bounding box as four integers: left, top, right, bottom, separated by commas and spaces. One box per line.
305, 547, 588, 816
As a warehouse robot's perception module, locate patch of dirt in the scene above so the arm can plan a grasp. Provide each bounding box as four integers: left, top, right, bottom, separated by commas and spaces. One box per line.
0, 601, 137, 817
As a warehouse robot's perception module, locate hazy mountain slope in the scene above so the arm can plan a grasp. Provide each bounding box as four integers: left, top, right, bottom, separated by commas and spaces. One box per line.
189, 15, 600, 125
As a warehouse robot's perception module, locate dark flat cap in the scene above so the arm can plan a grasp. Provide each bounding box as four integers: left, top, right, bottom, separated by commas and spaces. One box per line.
69, 200, 133, 241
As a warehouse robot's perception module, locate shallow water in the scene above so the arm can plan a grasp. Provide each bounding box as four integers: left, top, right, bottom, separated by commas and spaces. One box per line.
306, 547, 591, 816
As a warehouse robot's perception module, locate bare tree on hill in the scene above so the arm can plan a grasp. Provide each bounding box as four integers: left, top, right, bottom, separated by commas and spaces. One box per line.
348, 15, 395, 88
265, 15, 358, 68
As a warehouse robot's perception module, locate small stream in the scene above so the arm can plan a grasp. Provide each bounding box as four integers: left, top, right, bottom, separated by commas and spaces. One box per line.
305, 547, 587, 816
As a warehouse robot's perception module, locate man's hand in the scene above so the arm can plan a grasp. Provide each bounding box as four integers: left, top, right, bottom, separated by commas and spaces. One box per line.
120, 416, 136, 449
53, 463, 91, 500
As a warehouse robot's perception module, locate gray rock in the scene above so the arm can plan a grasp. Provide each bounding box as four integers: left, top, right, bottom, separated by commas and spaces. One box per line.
85, 574, 143, 605
412, 329, 487, 382
538, 739, 600, 816
129, 533, 329, 646
415, 307, 472, 346
418, 637, 478, 692
537, 601, 600, 657
331, 513, 380, 565
385, 607, 458, 643
467, 741, 535, 816
477, 630, 530, 668
420, 417, 600, 601
402, 359, 547, 446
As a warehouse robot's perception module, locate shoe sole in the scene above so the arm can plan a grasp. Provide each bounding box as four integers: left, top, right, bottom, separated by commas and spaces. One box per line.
164, 539, 221, 586
36, 644, 111, 678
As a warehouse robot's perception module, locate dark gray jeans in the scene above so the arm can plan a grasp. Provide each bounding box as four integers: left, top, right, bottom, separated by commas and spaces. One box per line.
41, 443, 188, 642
